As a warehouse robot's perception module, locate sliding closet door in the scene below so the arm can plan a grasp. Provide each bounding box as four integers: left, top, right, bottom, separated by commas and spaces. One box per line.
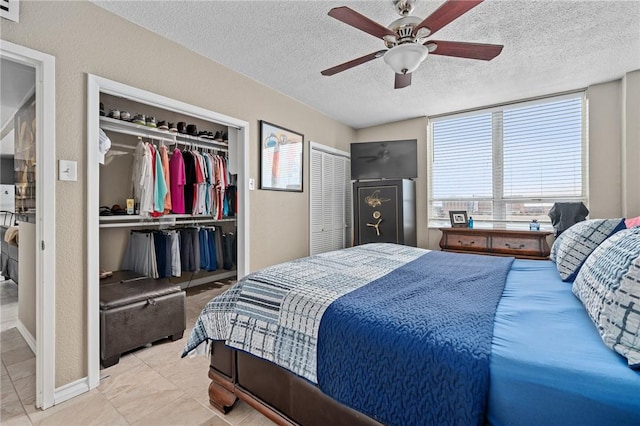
310, 145, 351, 255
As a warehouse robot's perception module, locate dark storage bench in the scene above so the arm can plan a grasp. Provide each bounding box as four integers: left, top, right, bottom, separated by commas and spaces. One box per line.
100, 271, 186, 367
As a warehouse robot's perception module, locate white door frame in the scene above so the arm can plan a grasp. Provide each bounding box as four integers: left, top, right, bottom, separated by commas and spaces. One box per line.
86, 75, 250, 390
0, 39, 57, 409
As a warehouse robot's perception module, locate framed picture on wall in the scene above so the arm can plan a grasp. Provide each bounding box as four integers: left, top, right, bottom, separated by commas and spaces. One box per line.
260, 120, 304, 192
449, 210, 468, 228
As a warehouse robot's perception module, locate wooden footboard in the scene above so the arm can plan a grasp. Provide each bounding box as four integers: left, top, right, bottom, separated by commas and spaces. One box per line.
207, 367, 237, 414
208, 341, 382, 426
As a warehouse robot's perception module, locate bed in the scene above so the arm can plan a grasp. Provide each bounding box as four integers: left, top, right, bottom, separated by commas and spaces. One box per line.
183, 239, 640, 426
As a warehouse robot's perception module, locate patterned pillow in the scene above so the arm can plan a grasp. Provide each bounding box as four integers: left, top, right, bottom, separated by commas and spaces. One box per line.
572, 228, 640, 368
551, 218, 626, 281
626, 216, 640, 228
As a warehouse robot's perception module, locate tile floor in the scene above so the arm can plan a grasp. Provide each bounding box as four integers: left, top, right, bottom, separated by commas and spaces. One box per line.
1, 279, 18, 332
0, 279, 273, 426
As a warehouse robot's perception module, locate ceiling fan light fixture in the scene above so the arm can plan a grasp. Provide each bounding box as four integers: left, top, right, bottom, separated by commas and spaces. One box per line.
383, 43, 428, 74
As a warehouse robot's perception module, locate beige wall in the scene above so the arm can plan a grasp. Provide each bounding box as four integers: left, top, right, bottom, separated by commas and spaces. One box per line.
621, 70, 640, 218
587, 80, 623, 218
356, 71, 640, 251
1, 1, 354, 387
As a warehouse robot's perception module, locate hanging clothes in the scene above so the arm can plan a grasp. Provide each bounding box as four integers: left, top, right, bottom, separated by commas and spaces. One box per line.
151, 144, 167, 217
159, 145, 172, 214
168, 230, 181, 277
179, 227, 200, 273
169, 148, 186, 214
203, 153, 214, 215
194, 151, 207, 215
121, 231, 158, 278
207, 228, 217, 271
153, 231, 171, 279
182, 150, 197, 215
198, 228, 210, 271
222, 232, 234, 270
214, 228, 224, 271
131, 140, 154, 217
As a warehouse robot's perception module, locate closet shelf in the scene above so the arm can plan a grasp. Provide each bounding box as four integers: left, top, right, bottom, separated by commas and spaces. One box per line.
100, 116, 229, 150
99, 214, 236, 229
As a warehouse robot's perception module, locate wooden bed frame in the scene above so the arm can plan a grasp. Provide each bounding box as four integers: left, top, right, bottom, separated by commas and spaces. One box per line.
207, 341, 382, 426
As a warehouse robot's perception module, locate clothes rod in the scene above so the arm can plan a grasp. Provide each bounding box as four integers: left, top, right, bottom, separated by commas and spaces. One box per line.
173, 139, 228, 151
99, 218, 229, 228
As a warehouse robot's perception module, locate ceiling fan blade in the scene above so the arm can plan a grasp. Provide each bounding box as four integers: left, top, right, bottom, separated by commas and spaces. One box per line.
426, 40, 503, 60
413, 0, 484, 37
321, 50, 387, 76
328, 6, 396, 39
395, 73, 412, 89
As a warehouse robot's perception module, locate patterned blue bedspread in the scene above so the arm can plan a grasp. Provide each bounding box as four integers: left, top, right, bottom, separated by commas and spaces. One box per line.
317, 250, 514, 426
182, 243, 425, 382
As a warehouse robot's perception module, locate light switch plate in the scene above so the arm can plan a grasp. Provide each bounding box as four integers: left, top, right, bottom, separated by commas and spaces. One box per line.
59, 160, 77, 181
249, 178, 255, 191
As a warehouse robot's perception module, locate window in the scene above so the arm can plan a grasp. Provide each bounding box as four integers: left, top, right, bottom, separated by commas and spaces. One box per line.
429, 93, 586, 228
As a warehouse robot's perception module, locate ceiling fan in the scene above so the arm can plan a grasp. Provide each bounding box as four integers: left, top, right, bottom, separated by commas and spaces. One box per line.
321, 0, 503, 89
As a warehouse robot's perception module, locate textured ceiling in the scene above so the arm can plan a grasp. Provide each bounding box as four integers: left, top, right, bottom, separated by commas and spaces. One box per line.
93, 1, 640, 129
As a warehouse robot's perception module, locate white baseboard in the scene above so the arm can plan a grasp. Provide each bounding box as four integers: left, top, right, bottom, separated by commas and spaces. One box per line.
16, 320, 36, 354
54, 377, 90, 405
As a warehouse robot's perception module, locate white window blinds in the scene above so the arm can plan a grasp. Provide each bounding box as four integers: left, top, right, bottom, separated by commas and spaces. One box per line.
502, 97, 583, 199
430, 93, 586, 228
432, 113, 493, 199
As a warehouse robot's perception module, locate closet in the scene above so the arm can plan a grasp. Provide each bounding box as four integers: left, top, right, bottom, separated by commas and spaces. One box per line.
98, 93, 238, 288
310, 144, 352, 255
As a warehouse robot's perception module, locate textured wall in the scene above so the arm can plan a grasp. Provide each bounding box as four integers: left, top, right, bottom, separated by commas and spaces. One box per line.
587, 80, 623, 218
1, 1, 354, 387
621, 70, 640, 218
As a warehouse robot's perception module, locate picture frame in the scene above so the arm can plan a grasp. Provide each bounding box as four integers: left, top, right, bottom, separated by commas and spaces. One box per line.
260, 120, 304, 192
449, 210, 469, 228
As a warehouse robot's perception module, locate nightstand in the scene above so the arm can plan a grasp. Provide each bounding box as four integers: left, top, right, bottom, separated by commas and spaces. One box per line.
439, 228, 552, 260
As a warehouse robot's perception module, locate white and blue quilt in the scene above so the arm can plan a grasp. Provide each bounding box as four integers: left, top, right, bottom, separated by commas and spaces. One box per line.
183, 243, 513, 425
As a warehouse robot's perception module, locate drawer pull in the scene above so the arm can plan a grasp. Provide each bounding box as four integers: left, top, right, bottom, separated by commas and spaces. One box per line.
458, 240, 475, 247
505, 243, 525, 250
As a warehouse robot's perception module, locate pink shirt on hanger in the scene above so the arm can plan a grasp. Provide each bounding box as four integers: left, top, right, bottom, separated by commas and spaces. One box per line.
169, 148, 186, 214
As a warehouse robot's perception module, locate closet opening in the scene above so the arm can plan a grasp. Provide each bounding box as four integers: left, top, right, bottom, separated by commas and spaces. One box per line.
86, 75, 250, 394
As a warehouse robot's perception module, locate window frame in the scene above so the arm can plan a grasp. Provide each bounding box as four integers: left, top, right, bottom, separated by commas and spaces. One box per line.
427, 91, 588, 229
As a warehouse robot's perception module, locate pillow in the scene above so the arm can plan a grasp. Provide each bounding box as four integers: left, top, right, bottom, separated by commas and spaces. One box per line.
572, 227, 640, 368
626, 216, 640, 229
550, 218, 626, 281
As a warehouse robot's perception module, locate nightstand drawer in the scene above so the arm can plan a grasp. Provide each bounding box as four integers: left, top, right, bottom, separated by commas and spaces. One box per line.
443, 233, 488, 252
491, 235, 543, 256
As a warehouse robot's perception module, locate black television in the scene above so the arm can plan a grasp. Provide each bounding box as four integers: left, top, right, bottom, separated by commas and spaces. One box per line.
350, 139, 417, 180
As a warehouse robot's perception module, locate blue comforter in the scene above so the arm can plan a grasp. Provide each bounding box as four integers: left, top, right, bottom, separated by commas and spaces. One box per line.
317, 250, 514, 426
